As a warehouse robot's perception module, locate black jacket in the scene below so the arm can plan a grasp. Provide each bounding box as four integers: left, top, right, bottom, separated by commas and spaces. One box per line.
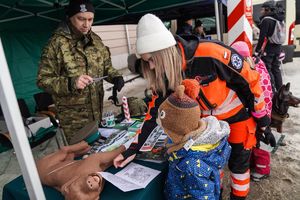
255, 12, 285, 54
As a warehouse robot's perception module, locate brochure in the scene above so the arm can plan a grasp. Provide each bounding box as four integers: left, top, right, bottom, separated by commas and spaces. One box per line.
139, 125, 166, 152
99, 162, 161, 192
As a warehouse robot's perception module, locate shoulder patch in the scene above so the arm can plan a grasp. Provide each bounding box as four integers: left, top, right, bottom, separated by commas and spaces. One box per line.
231, 54, 243, 70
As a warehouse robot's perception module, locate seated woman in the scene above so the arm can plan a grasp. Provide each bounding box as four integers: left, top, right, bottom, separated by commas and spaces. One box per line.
36, 141, 125, 200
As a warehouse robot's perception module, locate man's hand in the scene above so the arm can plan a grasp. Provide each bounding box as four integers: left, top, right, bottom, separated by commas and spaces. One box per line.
113, 154, 136, 168
76, 75, 93, 89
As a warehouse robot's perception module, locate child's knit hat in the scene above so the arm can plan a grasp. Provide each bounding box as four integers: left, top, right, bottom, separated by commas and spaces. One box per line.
157, 85, 205, 144
231, 41, 250, 57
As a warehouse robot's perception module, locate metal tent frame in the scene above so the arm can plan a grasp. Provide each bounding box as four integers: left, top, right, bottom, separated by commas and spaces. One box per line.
0, 0, 225, 199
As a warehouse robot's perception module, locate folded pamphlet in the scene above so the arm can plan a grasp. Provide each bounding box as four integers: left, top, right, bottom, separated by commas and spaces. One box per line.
99, 162, 161, 192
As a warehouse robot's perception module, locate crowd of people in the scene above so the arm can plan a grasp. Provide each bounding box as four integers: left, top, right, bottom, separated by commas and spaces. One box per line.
35, 0, 298, 199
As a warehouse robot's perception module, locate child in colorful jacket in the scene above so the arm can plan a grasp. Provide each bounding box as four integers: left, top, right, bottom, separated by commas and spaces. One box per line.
231, 41, 274, 181
157, 85, 231, 200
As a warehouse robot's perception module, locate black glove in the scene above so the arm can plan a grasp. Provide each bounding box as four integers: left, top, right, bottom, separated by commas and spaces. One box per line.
256, 126, 276, 148
108, 87, 121, 106
113, 76, 125, 92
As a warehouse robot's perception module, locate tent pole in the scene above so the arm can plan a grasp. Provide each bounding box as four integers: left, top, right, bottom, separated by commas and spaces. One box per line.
125, 25, 132, 54
218, 1, 224, 42
0, 38, 46, 200
214, 0, 221, 40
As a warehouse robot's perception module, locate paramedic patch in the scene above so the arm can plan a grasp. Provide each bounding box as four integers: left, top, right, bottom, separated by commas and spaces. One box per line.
231, 54, 243, 70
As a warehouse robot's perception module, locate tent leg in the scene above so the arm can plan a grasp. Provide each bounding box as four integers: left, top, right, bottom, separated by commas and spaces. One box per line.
0, 38, 46, 199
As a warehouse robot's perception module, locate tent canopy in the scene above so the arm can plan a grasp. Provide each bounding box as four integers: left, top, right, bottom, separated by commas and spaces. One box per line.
0, 0, 218, 112
0, 0, 216, 31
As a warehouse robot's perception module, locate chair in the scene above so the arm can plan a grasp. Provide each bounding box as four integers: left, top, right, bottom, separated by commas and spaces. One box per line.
33, 92, 68, 146
17, 98, 61, 149
34, 92, 54, 112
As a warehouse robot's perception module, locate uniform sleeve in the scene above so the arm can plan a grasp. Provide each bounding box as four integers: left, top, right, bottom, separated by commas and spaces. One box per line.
122, 94, 167, 159
37, 41, 77, 96
221, 58, 270, 127
255, 19, 272, 53
102, 46, 122, 84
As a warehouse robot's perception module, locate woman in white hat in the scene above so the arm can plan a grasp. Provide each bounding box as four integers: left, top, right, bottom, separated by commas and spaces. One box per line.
113, 13, 182, 166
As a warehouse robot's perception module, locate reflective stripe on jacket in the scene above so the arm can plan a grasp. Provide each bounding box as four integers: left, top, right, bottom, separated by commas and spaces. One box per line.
177, 36, 270, 148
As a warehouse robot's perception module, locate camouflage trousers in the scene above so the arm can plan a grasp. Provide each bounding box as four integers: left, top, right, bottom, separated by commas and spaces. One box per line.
57, 105, 101, 143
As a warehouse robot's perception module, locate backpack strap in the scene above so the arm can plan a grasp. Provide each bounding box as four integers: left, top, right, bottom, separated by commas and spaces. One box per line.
261, 16, 277, 22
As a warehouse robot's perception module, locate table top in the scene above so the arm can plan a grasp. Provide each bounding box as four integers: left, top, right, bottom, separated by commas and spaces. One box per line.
3, 159, 167, 200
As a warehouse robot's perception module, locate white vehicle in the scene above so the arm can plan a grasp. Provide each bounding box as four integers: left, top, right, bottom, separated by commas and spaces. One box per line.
182, 0, 296, 62
252, 0, 296, 62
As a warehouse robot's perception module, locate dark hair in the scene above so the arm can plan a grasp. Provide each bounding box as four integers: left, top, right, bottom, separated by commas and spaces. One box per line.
262, 1, 276, 12
195, 20, 203, 28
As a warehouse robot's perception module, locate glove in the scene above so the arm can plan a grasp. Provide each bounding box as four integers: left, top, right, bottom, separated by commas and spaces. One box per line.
256, 126, 276, 148
113, 76, 125, 92
108, 87, 121, 106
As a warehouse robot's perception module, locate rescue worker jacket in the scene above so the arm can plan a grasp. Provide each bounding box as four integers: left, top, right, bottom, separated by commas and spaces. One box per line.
177, 35, 270, 128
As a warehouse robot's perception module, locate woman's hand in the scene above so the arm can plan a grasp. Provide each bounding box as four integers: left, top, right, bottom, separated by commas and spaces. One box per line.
113, 154, 136, 168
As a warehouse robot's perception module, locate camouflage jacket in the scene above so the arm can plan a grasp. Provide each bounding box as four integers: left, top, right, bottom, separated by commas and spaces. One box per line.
37, 21, 121, 133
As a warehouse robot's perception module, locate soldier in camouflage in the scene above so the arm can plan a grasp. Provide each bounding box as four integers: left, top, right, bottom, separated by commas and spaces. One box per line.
37, 0, 124, 143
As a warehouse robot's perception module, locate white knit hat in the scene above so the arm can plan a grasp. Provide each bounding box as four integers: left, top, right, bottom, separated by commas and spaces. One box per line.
136, 14, 176, 55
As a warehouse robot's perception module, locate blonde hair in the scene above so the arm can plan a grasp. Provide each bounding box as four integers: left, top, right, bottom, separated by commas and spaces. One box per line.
141, 46, 182, 96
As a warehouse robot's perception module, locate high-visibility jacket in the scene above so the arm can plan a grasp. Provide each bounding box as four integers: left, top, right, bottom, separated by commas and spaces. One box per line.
178, 36, 270, 149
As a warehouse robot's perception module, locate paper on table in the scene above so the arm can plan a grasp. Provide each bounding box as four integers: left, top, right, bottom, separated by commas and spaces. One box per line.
99, 162, 161, 192
98, 128, 120, 138
100, 172, 143, 192
139, 125, 165, 152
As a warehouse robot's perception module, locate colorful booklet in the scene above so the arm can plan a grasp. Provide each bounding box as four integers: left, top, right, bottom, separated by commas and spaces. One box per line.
139, 125, 166, 152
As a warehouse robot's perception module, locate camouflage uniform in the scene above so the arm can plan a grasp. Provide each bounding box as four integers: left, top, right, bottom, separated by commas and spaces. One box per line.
37, 21, 121, 142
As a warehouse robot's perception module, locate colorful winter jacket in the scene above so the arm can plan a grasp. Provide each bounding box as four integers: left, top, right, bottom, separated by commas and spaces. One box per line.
178, 36, 270, 148
165, 117, 231, 200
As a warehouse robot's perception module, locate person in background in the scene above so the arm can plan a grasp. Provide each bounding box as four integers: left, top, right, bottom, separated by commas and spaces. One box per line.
114, 13, 271, 200
231, 41, 275, 182
255, 1, 285, 92
193, 20, 206, 39
37, 0, 124, 143
176, 15, 193, 35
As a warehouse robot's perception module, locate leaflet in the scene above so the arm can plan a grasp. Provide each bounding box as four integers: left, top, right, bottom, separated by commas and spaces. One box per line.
99, 162, 161, 192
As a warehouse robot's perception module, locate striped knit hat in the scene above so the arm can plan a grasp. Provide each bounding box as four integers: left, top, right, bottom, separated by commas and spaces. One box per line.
157, 85, 203, 144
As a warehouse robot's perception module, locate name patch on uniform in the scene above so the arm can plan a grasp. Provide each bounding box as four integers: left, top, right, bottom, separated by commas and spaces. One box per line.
231, 54, 243, 70
80, 4, 87, 12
